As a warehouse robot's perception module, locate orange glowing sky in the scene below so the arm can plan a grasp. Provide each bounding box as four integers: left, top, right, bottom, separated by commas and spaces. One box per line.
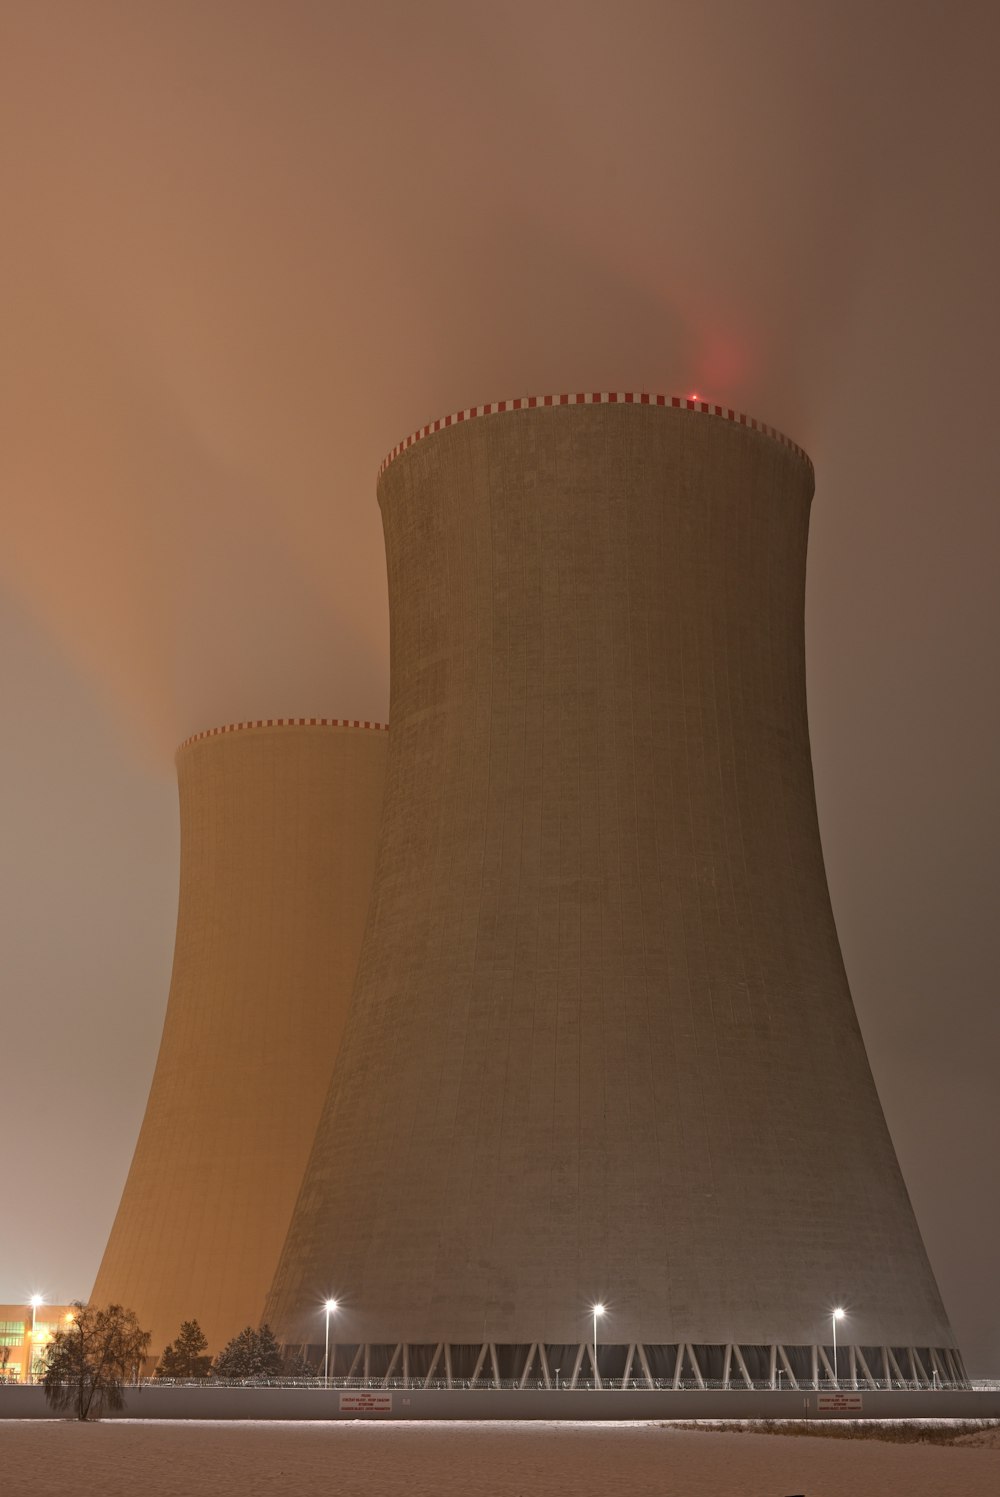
1, 1, 997, 1370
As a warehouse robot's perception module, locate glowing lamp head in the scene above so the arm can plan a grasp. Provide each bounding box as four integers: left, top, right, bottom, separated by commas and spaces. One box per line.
593, 1303, 606, 1317
833, 1307, 845, 1320
29, 1295, 43, 1308
324, 1298, 339, 1313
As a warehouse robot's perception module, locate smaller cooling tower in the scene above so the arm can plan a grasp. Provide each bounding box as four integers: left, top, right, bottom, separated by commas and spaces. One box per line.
90, 718, 387, 1361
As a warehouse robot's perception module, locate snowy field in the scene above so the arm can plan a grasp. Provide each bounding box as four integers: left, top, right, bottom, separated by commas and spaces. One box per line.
3, 1419, 998, 1497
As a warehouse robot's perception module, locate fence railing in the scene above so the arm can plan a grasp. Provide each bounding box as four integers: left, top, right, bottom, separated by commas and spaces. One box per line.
5, 1375, 997, 1391
111, 1375, 1000, 1392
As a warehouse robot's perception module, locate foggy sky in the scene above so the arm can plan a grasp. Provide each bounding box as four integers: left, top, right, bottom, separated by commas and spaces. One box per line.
1, 2, 997, 1371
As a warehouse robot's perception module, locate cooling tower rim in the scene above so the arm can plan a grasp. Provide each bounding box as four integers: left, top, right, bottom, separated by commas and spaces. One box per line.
378, 392, 813, 479
176, 717, 389, 757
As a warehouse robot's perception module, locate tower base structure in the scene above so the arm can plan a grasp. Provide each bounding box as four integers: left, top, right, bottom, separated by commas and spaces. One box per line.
289, 1340, 967, 1390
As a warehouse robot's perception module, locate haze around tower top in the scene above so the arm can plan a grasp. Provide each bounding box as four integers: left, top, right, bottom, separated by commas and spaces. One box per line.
2, 0, 993, 753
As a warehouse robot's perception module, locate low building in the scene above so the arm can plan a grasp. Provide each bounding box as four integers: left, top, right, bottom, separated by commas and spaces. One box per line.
0, 1302, 78, 1383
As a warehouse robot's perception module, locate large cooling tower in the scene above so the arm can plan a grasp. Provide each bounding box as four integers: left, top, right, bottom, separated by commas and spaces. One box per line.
91, 718, 387, 1360
267, 395, 960, 1390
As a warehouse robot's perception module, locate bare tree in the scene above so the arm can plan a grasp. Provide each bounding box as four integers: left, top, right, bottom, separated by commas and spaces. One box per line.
43, 1302, 150, 1420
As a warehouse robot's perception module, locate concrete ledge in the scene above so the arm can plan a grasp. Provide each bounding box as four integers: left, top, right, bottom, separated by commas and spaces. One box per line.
3, 1386, 999, 1422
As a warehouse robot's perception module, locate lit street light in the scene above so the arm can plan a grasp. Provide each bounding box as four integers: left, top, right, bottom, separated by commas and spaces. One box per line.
592, 1304, 605, 1388
323, 1299, 339, 1388
832, 1307, 845, 1387
28, 1296, 44, 1384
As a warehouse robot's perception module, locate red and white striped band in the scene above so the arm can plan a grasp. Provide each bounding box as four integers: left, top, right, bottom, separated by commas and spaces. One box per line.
178, 718, 389, 753
378, 393, 811, 478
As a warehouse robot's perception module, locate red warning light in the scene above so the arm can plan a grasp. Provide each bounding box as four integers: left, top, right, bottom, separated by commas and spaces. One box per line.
689, 392, 700, 403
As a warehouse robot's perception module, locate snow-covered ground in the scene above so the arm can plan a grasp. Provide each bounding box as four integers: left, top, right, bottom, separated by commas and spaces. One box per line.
4, 1419, 998, 1497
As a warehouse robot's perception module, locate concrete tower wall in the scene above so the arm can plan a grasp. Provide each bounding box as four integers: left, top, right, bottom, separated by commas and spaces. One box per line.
266, 397, 954, 1367
91, 720, 387, 1360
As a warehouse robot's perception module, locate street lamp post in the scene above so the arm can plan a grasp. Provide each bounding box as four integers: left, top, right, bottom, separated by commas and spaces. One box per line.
323, 1300, 338, 1388
592, 1304, 605, 1389
28, 1297, 43, 1385
832, 1307, 845, 1387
